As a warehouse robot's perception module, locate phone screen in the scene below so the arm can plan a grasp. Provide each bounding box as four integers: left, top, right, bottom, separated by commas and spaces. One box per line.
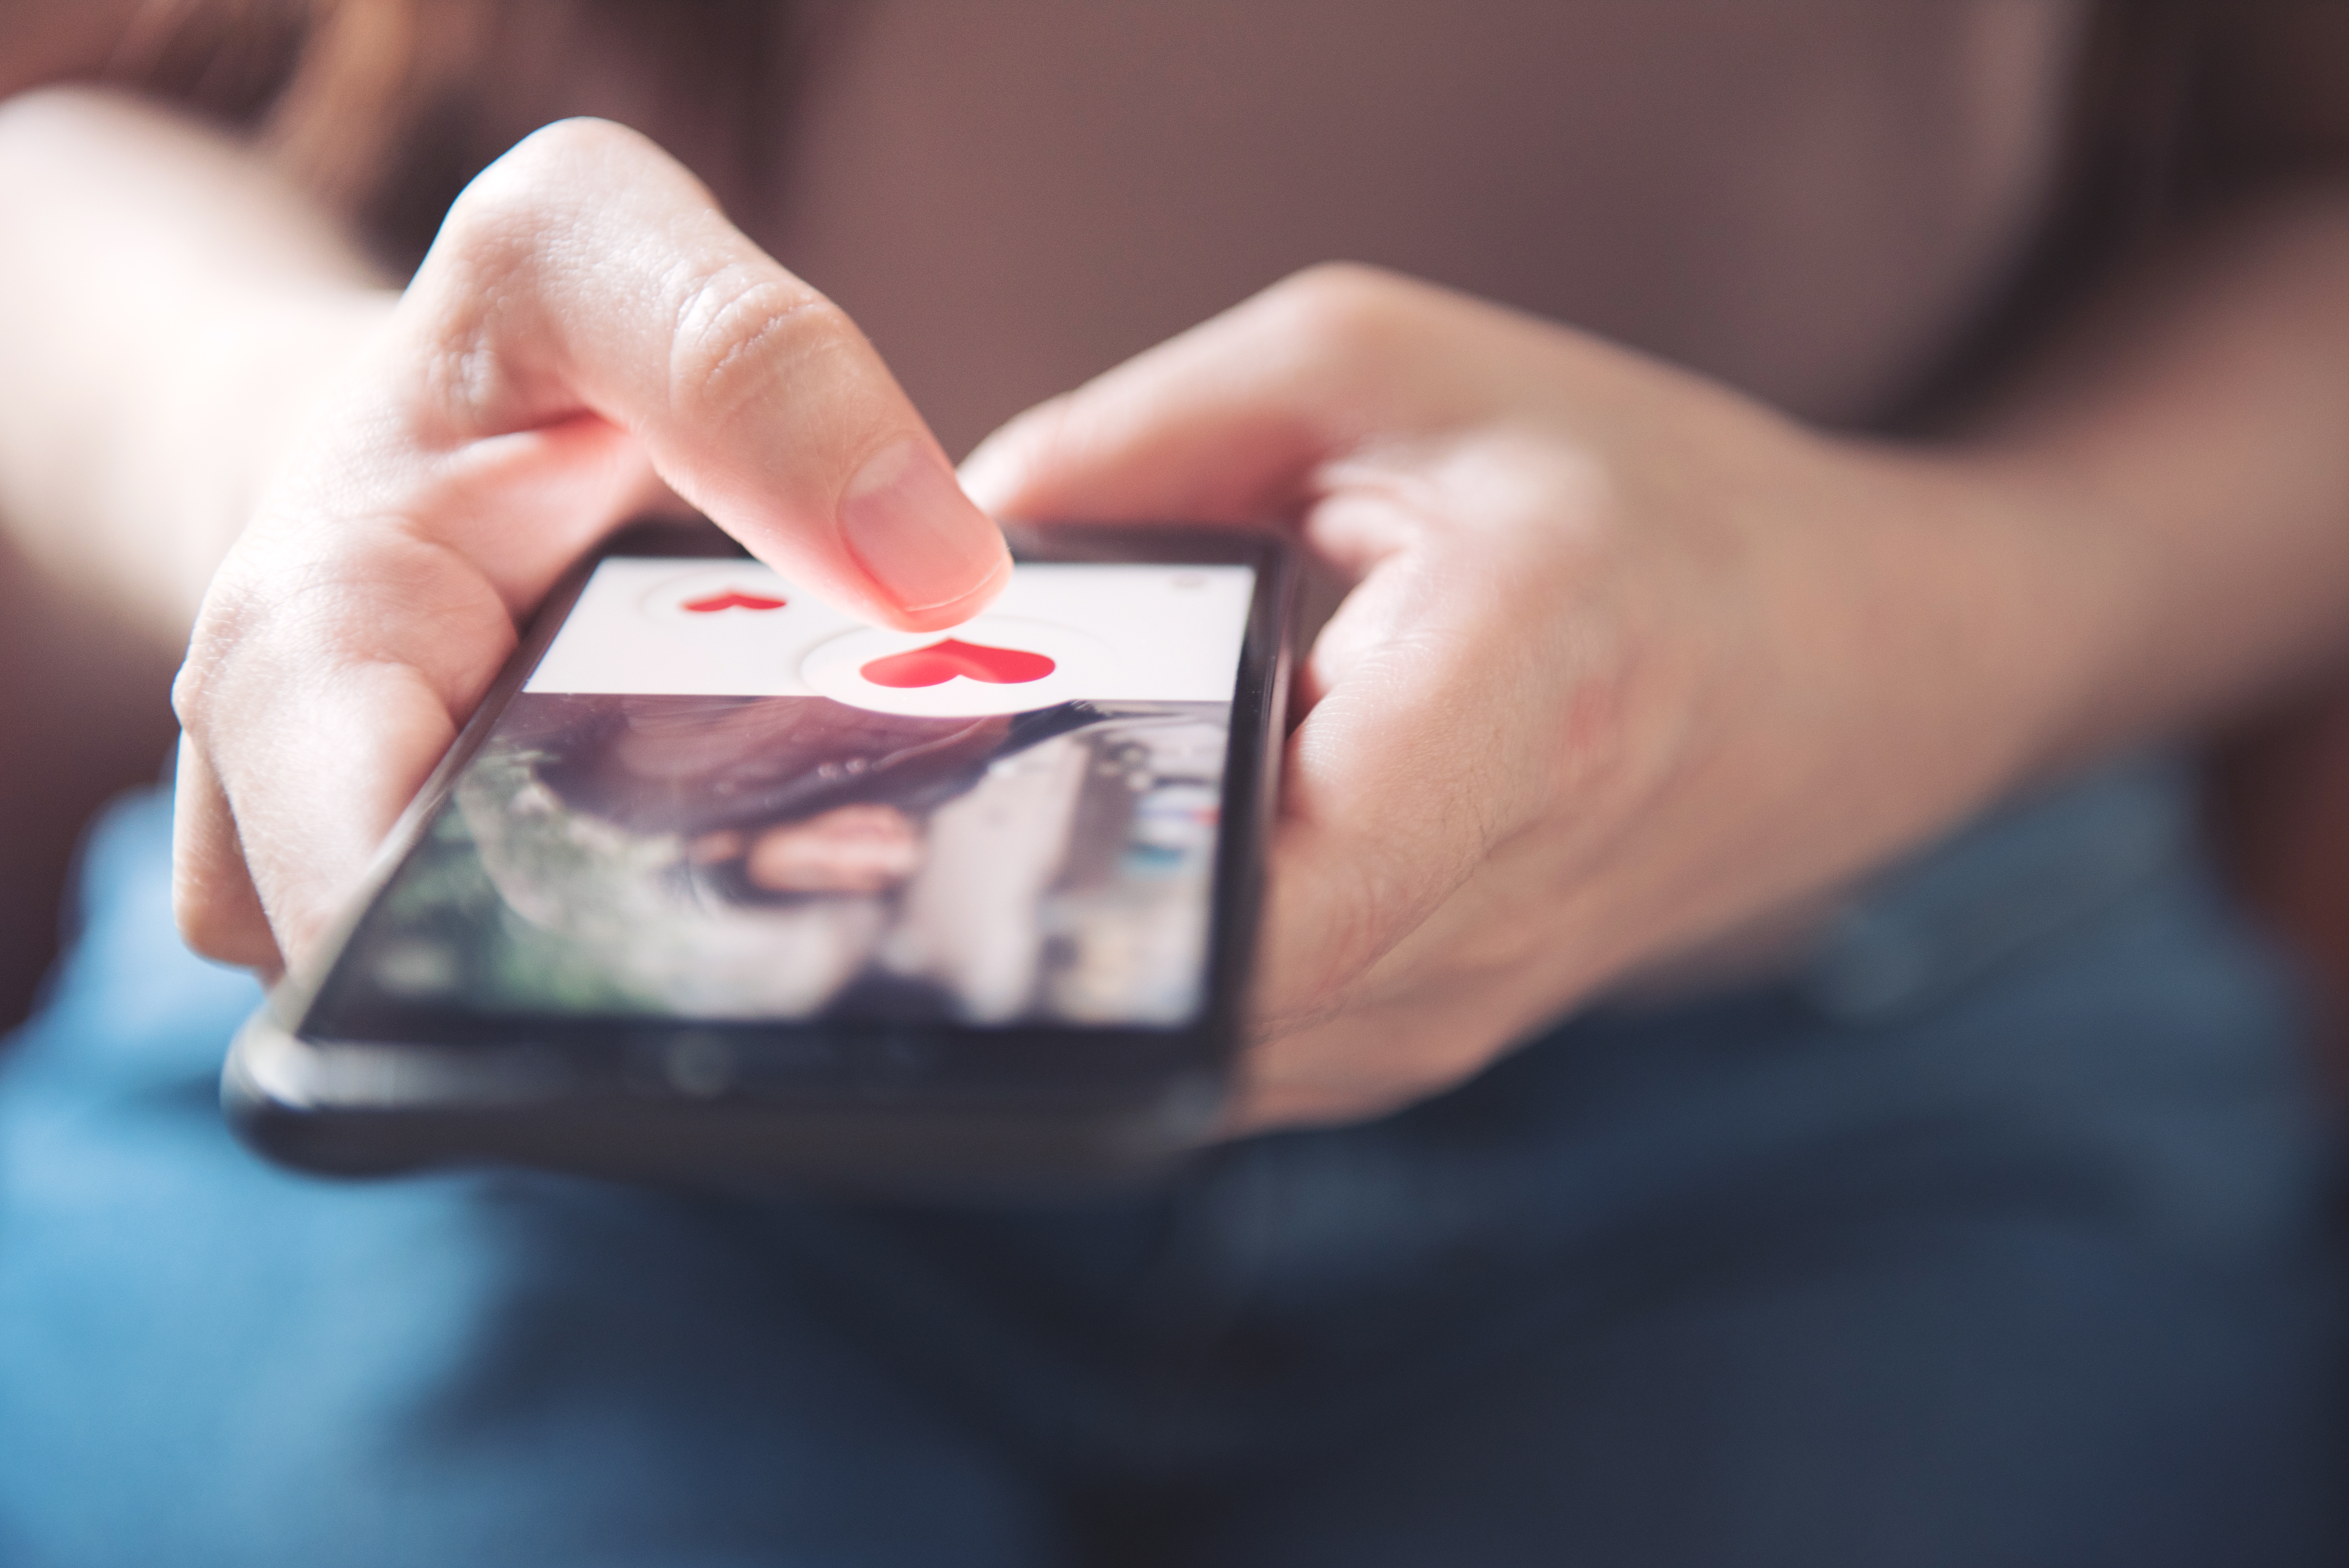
310, 554, 1259, 1033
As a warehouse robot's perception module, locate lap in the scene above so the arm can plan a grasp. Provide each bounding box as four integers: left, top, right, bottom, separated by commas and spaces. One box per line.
0, 791, 1063, 1568
1, 768, 2342, 1566
1180, 1181, 2342, 1568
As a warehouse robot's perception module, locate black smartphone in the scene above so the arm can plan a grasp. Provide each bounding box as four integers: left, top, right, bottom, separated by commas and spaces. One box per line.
223, 519, 1296, 1195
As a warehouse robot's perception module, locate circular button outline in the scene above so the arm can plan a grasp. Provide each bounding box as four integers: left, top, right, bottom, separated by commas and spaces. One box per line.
799, 615, 1119, 717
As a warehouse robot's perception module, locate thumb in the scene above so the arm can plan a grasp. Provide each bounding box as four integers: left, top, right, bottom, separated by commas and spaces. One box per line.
959, 264, 1504, 530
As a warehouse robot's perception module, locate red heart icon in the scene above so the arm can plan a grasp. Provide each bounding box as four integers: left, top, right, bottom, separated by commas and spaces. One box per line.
683, 590, 787, 613
860, 638, 1056, 688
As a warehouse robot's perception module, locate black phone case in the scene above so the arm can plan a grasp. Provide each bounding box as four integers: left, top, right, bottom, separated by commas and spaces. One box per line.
221, 520, 1296, 1197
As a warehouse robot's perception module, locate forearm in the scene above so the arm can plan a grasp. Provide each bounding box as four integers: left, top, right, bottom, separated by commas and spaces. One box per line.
0, 88, 393, 649
1953, 185, 2349, 771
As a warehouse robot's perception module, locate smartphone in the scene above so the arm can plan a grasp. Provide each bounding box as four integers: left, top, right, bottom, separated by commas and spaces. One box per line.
223, 519, 1296, 1195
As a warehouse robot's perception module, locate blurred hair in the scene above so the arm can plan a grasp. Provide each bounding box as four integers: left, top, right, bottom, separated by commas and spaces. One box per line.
110, 0, 483, 217
102, 3, 2327, 298
106, 0, 785, 262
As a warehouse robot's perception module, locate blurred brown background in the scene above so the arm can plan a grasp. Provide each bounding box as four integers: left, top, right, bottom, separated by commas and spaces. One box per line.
0, 542, 181, 1029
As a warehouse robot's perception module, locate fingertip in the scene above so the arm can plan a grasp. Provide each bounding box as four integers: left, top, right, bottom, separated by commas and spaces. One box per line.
838, 437, 1012, 624
888, 545, 1015, 633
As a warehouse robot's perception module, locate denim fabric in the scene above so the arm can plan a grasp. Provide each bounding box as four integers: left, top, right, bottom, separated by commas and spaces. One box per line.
0, 765, 2341, 1567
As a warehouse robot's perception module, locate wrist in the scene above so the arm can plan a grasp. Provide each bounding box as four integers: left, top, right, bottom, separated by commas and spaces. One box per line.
21, 284, 400, 648
1917, 438, 2182, 778
0, 87, 395, 646
142, 287, 402, 623
1784, 436, 2145, 838
1938, 440, 2159, 784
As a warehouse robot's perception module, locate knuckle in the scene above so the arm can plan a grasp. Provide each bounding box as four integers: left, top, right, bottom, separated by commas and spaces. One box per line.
503, 115, 640, 171
665, 265, 847, 428
168, 657, 209, 732
1255, 262, 1422, 368
171, 560, 345, 738
433, 118, 680, 295
171, 595, 249, 733
421, 121, 654, 363
446, 118, 633, 242
413, 203, 550, 422
435, 169, 544, 280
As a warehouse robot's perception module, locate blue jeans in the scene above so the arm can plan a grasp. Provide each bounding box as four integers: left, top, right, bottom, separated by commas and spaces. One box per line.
0, 765, 2342, 1566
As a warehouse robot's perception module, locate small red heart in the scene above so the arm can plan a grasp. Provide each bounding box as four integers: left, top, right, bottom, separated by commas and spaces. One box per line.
683, 590, 787, 614
861, 637, 1056, 688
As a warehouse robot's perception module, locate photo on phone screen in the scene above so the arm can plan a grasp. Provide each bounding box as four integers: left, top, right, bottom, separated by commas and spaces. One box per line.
315, 555, 1260, 1033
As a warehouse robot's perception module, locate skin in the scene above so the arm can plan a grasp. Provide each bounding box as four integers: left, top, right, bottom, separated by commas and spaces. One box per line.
5, 18, 2349, 1130
744, 804, 923, 896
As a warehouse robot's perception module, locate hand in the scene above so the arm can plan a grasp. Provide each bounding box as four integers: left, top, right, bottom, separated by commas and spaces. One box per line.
963, 265, 2099, 1130
172, 119, 1009, 971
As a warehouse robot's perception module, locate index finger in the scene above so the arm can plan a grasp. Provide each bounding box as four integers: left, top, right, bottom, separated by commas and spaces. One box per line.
396, 117, 1009, 629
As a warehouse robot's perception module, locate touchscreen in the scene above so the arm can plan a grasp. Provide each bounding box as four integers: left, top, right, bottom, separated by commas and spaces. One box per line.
319, 556, 1257, 1030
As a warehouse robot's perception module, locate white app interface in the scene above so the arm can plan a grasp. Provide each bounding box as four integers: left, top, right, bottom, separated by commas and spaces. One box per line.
528, 559, 1254, 714
330, 557, 1258, 1031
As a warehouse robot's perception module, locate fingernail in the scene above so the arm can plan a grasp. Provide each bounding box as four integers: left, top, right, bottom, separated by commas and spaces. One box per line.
839, 439, 1010, 616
